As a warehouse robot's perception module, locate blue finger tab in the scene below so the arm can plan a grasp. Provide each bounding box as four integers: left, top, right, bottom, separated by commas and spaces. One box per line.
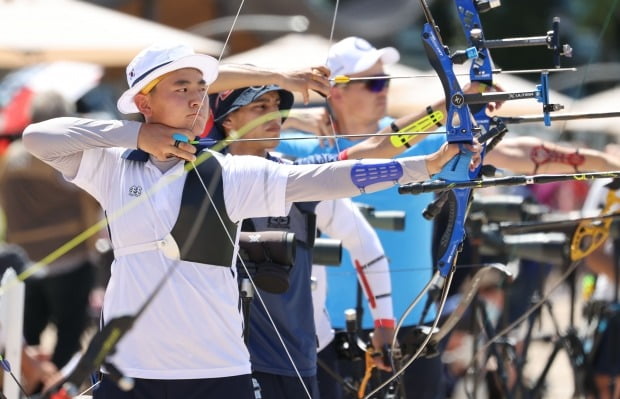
172, 133, 189, 143
432, 143, 474, 181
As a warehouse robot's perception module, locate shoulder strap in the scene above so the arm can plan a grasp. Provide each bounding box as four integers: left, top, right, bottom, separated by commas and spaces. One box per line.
171, 151, 238, 266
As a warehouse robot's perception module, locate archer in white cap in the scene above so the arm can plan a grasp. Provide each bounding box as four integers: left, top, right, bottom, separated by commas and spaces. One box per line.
21, 41, 477, 399
325, 37, 400, 135
326, 37, 400, 79
275, 36, 455, 399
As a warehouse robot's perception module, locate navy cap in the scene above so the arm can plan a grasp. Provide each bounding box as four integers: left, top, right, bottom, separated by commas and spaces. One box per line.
209, 85, 294, 125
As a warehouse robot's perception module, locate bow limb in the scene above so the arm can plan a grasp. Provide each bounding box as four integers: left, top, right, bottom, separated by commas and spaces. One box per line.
454, 0, 496, 131
429, 263, 513, 345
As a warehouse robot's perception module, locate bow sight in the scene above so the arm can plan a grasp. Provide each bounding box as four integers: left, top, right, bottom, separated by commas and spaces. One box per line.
468, 18, 573, 68
453, 1, 573, 126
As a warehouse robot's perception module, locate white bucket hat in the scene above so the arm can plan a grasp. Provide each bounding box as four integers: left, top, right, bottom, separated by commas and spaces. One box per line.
117, 43, 219, 114
326, 37, 400, 78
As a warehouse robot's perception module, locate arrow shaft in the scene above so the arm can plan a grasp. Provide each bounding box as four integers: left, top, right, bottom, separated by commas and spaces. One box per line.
500, 111, 620, 124
330, 67, 576, 83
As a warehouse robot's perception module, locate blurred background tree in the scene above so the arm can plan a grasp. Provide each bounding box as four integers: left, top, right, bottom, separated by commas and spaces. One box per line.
91, 0, 620, 98
414, 0, 620, 97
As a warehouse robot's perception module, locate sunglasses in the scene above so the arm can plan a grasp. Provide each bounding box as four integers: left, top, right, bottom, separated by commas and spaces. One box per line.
342, 75, 390, 93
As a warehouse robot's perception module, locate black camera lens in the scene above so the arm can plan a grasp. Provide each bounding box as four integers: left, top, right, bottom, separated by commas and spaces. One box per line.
238, 231, 296, 294
252, 262, 292, 294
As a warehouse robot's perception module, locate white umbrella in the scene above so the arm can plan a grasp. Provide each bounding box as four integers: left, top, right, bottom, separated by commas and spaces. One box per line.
0, 0, 224, 68
0, 61, 103, 135
222, 33, 431, 113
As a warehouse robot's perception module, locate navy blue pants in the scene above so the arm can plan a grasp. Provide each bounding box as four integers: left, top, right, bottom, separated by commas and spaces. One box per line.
93, 373, 255, 399
253, 371, 319, 399
593, 310, 620, 376
317, 340, 345, 399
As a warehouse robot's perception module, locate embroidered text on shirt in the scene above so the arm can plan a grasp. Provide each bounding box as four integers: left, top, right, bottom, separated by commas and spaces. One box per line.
128, 185, 143, 197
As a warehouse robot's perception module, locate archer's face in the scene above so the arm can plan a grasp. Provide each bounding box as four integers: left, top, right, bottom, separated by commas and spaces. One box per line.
223, 91, 284, 156
332, 60, 389, 125
137, 68, 210, 135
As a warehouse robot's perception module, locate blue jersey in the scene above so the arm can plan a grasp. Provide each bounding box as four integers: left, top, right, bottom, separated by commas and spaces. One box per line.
276, 117, 446, 329
243, 153, 338, 377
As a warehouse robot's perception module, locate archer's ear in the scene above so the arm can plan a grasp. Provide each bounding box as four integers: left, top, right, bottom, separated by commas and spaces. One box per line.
221, 117, 233, 132
134, 94, 152, 116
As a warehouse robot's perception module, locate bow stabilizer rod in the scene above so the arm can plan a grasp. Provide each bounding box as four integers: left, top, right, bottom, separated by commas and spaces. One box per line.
400, 170, 620, 194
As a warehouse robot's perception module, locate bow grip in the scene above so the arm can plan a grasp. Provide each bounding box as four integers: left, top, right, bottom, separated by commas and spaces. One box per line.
432, 143, 474, 182
435, 188, 471, 277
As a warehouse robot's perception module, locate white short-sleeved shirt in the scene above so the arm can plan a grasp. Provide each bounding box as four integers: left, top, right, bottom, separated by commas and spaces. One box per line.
72, 148, 289, 379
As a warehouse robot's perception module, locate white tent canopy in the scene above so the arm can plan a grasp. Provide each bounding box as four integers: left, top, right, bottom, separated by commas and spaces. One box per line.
222, 34, 337, 105
222, 34, 432, 113
558, 86, 620, 137
0, 0, 224, 68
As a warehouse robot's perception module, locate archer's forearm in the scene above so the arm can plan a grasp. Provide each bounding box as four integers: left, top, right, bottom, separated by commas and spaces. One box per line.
209, 64, 283, 93
23, 117, 139, 178
585, 245, 616, 282
342, 135, 395, 159
487, 136, 620, 174
284, 157, 431, 203
343, 99, 445, 160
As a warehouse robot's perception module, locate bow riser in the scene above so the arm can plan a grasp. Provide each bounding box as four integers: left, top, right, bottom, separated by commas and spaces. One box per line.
422, 23, 477, 145
421, 21, 481, 277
